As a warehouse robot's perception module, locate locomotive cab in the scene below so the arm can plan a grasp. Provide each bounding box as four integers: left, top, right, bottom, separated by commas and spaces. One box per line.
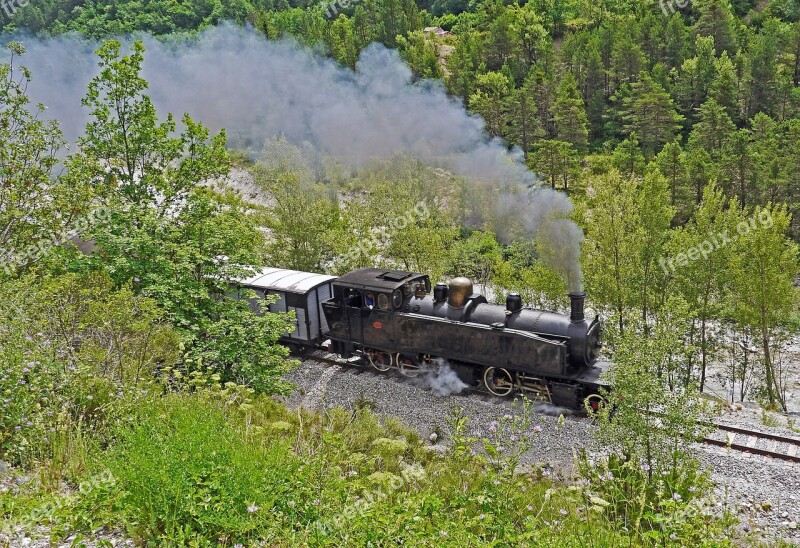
322, 268, 431, 357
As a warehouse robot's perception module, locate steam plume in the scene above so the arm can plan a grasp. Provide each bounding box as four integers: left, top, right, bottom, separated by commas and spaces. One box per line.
417, 359, 468, 397
11, 25, 583, 289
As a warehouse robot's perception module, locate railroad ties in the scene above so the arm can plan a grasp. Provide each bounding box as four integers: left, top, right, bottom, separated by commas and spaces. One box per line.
703, 423, 800, 464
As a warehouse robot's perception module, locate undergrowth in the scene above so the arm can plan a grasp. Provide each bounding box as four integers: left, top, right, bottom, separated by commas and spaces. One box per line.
0, 369, 750, 546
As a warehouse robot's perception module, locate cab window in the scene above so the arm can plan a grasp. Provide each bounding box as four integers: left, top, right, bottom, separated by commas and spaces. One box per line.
344, 288, 363, 308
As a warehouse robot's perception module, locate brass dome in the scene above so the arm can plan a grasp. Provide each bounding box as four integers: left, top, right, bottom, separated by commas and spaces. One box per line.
447, 277, 473, 309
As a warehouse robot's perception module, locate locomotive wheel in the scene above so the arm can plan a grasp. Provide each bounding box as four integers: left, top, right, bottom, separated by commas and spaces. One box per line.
584, 394, 607, 416
483, 367, 514, 397
367, 350, 393, 372
396, 354, 422, 377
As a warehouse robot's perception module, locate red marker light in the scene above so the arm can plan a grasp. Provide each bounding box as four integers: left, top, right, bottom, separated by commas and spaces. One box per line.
373, 321, 383, 329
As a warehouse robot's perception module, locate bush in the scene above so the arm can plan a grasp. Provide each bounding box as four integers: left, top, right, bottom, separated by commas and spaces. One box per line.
100, 394, 299, 545
0, 272, 179, 467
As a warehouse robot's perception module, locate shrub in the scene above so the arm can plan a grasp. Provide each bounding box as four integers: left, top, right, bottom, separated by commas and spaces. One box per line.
100, 393, 299, 545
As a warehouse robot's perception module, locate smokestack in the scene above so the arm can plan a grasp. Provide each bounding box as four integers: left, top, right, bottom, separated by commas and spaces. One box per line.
569, 291, 585, 323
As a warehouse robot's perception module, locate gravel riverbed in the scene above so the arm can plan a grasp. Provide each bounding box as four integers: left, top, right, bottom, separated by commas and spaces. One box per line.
282, 358, 800, 546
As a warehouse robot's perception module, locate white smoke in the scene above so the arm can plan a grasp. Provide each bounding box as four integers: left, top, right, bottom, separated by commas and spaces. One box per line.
417, 359, 469, 397
9, 24, 583, 289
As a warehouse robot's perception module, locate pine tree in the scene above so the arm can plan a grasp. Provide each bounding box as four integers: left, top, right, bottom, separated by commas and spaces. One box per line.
468, 71, 513, 137
552, 72, 589, 152
506, 77, 544, 159
688, 98, 735, 161
709, 51, 740, 122
721, 128, 756, 206
533, 139, 577, 190
622, 72, 685, 158
654, 141, 688, 212
445, 31, 485, 107
693, 0, 738, 56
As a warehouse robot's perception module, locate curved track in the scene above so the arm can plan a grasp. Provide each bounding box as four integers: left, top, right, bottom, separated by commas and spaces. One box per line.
297, 349, 800, 463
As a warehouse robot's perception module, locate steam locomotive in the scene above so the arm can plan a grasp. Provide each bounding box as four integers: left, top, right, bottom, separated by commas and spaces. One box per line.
238, 267, 608, 410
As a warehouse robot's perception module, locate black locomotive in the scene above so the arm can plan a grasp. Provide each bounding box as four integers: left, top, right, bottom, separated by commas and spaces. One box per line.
237, 266, 607, 409
320, 268, 607, 409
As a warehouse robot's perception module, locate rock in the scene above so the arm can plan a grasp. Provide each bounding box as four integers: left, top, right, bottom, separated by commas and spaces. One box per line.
423, 444, 448, 456
761, 501, 773, 511
781, 512, 789, 518
790, 522, 798, 530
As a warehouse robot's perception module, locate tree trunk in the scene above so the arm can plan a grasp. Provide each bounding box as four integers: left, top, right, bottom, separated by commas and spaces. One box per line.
760, 320, 786, 411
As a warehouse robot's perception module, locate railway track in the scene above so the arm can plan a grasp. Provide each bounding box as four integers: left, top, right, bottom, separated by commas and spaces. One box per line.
298, 350, 800, 463
703, 423, 800, 463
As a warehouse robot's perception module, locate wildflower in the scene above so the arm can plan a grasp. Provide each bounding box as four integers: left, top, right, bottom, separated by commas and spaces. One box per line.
688, 486, 697, 492
497, 445, 505, 453
489, 423, 497, 433
439, 531, 448, 537
429, 432, 438, 442
589, 496, 610, 507
510, 435, 518, 442
672, 493, 682, 501
493, 480, 501, 486
560, 509, 568, 516
670, 533, 677, 540
348, 470, 358, 476
527, 505, 534, 512
743, 524, 751, 532
313, 499, 320, 506
558, 414, 566, 427
532, 425, 542, 434
503, 414, 512, 421
247, 504, 259, 513
287, 500, 296, 507
640, 463, 650, 471
478, 514, 485, 520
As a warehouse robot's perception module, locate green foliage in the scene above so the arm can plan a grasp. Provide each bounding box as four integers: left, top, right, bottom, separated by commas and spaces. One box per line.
73, 41, 294, 393
2, 0, 262, 37
445, 230, 503, 284
0, 43, 94, 278
0, 271, 179, 467
99, 393, 298, 544
590, 323, 716, 533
